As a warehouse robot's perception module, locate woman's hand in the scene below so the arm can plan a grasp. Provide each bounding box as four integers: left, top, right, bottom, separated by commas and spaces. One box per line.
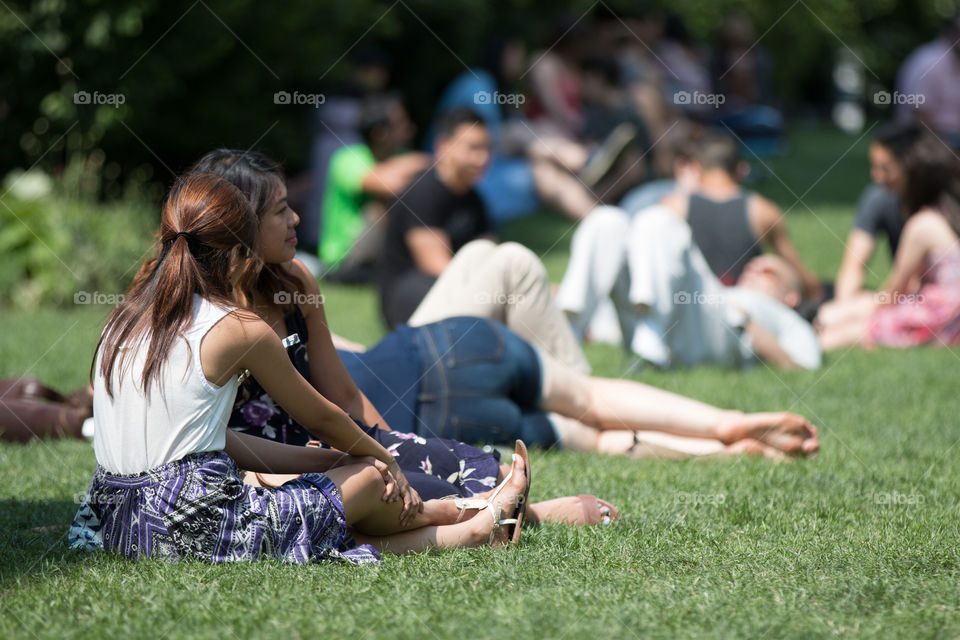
384, 460, 423, 525
355, 456, 396, 499
355, 457, 423, 525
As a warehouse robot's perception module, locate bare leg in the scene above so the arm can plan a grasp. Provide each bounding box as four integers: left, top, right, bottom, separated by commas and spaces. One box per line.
547, 412, 781, 459
349, 454, 528, 553
540, 357, 818, 454
527, 135, 589, 172
323, 464, 457, 534
818, 318, 869, 351
816, 292, 877, 328
543, 363, 731, 435
530, 159, 597, 220
528, 495, 620, 526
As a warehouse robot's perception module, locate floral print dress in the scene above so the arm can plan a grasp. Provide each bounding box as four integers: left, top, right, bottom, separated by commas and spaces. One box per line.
228, 306, 501, 500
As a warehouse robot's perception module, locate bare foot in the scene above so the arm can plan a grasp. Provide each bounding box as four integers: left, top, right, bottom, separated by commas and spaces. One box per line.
717, 411, 819, 455
530, 495, 620, 526
723, 438, 789, 461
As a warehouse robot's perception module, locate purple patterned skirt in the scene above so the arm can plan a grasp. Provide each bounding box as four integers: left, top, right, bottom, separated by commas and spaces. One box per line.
69, 451, 379, 565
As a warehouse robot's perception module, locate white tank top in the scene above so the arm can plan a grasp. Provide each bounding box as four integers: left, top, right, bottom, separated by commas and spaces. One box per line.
92, 295, 239, 474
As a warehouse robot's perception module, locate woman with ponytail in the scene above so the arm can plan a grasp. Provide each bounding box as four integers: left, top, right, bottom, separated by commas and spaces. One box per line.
71, 172, 530, 563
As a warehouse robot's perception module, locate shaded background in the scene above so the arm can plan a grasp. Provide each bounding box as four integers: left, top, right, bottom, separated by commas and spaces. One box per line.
0, 0, 950, 185
0, 0, 951, 307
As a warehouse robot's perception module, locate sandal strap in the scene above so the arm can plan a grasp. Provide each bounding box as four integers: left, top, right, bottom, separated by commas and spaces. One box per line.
451, 453, 518, 522
486, 502, 503, 546
452, 498, 488, 510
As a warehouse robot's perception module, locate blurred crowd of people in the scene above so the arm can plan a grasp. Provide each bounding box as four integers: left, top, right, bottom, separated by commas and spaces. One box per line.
281, 7, 960, 374
296, 8, 788, 278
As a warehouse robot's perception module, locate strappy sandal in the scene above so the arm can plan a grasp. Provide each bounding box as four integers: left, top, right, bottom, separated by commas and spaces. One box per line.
450, 441, 529, 547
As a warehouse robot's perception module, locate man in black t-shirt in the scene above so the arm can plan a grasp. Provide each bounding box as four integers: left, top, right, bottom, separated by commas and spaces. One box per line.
379, 108, 493, 328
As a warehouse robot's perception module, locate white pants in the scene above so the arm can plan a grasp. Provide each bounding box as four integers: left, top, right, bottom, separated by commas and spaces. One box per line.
556, 205, 751, 368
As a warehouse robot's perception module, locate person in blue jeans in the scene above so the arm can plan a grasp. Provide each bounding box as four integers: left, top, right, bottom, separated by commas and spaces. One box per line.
335, 316, 819, 461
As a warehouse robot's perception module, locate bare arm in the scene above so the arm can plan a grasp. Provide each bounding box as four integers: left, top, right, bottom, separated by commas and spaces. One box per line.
224, 429, 352, 474
207, 312, 422, 519
406, 227, 453, 276
744, 321, 801, 370
753, 196, 823, 299
361, 152, 431, 198
879, 211, 943, 302
286, 261, 387, 428
834, 229, 877, 300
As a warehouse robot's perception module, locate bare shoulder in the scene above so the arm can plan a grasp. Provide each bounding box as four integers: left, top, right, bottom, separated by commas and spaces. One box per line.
749, 193, 781, 223
905, 208, 953, 233
208, 309, 277, 350
902, 208, 957, 249
200, 309, 278, 385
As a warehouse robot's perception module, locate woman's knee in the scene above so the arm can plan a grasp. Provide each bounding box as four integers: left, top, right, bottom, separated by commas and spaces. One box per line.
329, 462, 385, 498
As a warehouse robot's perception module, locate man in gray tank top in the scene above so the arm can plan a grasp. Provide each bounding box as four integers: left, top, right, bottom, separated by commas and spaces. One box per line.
659, 134, 822, 297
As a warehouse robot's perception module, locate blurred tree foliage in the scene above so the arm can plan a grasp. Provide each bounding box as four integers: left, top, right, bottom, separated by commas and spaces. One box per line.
0, 0, 951, 190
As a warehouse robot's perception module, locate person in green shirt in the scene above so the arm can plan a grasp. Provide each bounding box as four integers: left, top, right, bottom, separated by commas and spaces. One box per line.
319, 94, 429, 281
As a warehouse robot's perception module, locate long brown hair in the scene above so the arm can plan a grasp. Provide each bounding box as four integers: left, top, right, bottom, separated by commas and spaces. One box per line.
92, 173, 258, 396
902, 133, 960, 236
186, 149, 303, 313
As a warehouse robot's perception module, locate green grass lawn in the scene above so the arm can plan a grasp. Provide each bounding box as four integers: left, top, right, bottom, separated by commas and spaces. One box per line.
2, 124, 959, 639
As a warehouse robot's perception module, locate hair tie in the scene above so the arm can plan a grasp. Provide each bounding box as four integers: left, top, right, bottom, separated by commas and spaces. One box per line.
156, 230, 206, 267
